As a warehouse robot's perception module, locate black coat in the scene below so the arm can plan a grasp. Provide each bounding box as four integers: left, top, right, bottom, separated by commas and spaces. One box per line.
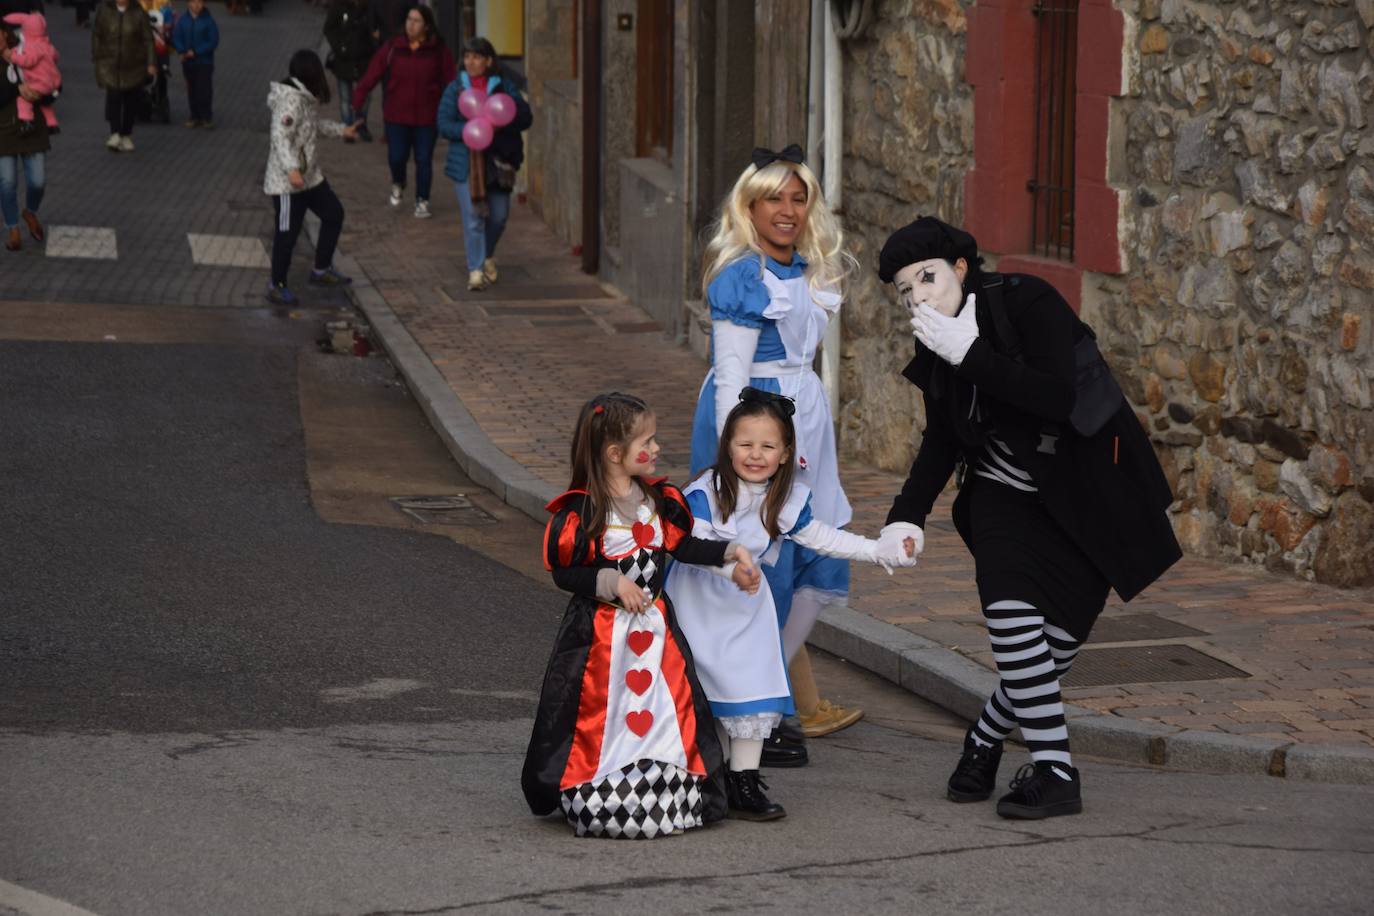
323, 0, 375, 82
887, 273, 1181, 606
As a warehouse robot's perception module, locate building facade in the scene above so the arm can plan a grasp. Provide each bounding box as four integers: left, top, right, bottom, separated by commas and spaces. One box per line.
523, 0, 1374, 587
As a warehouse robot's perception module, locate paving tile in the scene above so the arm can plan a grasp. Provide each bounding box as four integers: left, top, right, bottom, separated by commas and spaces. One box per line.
44, 226, 117, 260
187, 233, 271, 269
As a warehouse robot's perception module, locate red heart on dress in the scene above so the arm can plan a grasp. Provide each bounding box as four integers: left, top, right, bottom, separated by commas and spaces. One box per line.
627, 630, 654, 656
631, 520, 654, 548
626, 709, 654, 737
625, 668, 652, 695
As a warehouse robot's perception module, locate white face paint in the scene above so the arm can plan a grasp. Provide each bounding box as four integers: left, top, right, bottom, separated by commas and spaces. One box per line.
893, 258, 966, 317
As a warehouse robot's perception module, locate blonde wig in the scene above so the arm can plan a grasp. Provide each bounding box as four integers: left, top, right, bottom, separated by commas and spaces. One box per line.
701, 160, 856, 295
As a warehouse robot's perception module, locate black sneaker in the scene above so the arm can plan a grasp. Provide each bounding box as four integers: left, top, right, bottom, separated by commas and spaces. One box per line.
725, 769, 786, 821
760, 727, 808, 768
996, 761, 1083, 819
947, 732, 1003, 802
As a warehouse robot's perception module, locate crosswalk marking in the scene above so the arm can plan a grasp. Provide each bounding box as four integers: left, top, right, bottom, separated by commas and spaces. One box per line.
43, 227, 117, 260
186, 233, 271, 269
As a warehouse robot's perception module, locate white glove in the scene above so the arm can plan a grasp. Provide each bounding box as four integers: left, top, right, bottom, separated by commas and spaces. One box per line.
910, 294, 979, 367
877, 522, 923, 569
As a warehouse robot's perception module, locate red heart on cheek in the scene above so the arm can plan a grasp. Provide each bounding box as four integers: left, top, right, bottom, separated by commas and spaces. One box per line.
625, 669, 652, 695
627, 630, 654, 656
626, 710, 653, 737
631, 521, 654, 548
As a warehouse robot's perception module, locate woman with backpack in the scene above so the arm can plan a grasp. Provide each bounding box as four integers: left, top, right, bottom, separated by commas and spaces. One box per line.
323, 0, 374, 141
350, 3, 453, 219
436, 36, 531, 291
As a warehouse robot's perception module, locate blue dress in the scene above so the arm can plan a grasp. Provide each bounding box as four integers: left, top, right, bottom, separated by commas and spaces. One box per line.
689, 254, 851, 625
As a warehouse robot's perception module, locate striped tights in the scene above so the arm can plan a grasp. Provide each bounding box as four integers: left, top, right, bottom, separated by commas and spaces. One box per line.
970, 600, 1081, 768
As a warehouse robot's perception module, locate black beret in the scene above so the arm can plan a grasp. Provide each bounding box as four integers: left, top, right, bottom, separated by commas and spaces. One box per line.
877, 216, 981, 283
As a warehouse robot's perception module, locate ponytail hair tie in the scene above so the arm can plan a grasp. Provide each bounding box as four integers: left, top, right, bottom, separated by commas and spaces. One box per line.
593, 405, 605, 415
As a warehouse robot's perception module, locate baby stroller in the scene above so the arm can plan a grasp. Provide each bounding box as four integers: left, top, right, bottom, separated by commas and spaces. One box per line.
140, 9, 172, 123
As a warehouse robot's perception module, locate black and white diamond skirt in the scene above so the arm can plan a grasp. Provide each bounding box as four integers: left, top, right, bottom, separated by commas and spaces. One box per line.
560, 759, 704, 839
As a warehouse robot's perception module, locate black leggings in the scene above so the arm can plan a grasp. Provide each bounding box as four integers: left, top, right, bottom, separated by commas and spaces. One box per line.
270, 180, 344, 286
105, 88, 142, 136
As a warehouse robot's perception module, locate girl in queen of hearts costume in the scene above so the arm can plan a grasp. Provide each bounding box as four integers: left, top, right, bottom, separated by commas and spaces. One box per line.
690, 145, 863, 746
521, 392, 762, 839
668, 389, 915, 820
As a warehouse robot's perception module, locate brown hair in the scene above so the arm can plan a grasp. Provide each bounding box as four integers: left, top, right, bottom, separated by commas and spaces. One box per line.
711, 396, 797, 538
568, 392, 662, 541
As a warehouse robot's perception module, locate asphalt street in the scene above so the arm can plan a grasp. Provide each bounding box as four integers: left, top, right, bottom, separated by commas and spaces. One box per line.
2, 5, 1373, 916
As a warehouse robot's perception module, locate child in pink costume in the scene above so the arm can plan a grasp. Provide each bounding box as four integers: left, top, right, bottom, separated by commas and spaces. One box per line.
2, 12, 61, 134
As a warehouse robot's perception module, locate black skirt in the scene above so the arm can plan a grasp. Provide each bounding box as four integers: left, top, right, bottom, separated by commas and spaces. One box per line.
968, 477, 1110, 642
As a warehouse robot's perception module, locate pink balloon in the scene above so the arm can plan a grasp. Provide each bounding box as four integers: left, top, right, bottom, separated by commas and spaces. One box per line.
457, 88, 488, 120
462, 117, 494, 151
483, 93, 516, 128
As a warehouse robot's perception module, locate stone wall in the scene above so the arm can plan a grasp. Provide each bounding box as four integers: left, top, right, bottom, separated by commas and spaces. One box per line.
1105, 0, 1374, 585
522, 0, 578, 243
836, 0, 976, 471
836, 0, 1374, 587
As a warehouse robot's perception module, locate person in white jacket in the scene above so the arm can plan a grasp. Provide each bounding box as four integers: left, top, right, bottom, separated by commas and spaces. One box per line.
666, 388, 915, 822
263, 49, 359, 306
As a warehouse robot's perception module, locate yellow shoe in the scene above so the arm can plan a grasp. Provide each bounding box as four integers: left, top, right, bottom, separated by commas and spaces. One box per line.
798, 699, 864, 738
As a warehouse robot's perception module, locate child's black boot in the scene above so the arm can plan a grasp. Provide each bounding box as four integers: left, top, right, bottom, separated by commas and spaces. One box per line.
726, 769, 786, 821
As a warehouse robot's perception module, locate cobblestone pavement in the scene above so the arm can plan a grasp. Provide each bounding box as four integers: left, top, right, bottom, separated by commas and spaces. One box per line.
3, 4, 348, 308
322, 134, 1374, 752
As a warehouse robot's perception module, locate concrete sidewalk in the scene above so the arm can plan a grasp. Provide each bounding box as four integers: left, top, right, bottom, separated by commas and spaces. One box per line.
319, 138, 1374, 785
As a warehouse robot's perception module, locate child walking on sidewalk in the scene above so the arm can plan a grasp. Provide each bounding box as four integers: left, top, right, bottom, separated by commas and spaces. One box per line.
262, 49, 358, 306
171, 0, 218, 128
666, 388, 916, 821
522, 391, 762, 839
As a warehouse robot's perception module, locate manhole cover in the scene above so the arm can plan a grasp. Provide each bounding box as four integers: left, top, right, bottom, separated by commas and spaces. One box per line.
389, 495, 497, 526
1063, 645, 1248, 687
1089, 613, 1207, 643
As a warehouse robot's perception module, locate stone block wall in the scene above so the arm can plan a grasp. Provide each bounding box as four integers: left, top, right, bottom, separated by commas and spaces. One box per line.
836, 0, 975, 474
1107, 0, 1374, 585
835, 0, 1374, 586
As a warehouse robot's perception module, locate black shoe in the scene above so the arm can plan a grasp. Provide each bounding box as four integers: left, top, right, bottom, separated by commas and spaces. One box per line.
760, 729, 808, 768
996, 761, 1083, 820
726, 769, 786, 821
775, 718, 806, 744
947, 731, 1003, 802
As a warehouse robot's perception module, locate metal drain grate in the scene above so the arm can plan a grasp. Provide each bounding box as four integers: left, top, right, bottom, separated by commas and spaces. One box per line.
1063, 645, 1248, 687
389, 495, 497, 526
1089, 613, 1207, 643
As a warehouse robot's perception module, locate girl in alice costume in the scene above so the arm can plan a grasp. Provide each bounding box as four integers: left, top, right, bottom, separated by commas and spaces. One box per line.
521, 392, 761, 839
689, 145, 861, 750
668, 389, 916, 820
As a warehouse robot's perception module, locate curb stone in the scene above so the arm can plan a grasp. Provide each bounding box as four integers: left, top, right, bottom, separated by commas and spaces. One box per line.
329, 232, 1374, 788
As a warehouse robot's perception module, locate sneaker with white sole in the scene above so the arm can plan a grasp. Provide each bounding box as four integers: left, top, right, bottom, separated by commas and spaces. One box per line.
414, 200, 432, 219
388, 184, 403, 207
467, 269, 486, 291
105, 132, 121, 151
482, 257, 498, 284
118, 135, 134, 152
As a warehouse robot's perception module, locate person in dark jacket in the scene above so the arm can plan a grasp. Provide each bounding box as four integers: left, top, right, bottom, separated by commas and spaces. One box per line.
350, 3, 453, 218
436, 36, 531, 290
366, 0, 406, 42
324, 0, 374, 140
91, 0, 156, 151
0, 16, 49, 252
171, 0, 218, 128
875, 216, 1181, 820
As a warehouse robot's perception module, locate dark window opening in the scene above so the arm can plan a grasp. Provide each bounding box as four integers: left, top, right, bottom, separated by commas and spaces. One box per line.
635, 0, 674, 160
1029, 0, 1078, 260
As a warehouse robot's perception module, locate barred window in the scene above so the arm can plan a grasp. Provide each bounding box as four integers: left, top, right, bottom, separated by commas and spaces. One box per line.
1029, 0, 1078, 260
